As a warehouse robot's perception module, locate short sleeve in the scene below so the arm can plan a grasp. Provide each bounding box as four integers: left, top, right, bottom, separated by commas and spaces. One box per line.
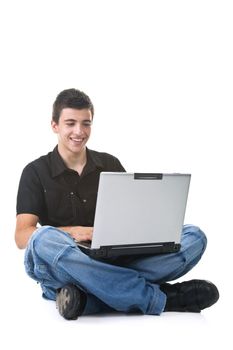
16, 163, 46, 217
112, 156, 126, 172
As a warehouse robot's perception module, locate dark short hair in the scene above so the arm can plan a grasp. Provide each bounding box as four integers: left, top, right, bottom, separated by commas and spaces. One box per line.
52, 88, 94, 123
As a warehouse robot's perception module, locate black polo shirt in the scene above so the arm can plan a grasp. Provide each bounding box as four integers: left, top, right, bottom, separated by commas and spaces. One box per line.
16, 146, 125, 227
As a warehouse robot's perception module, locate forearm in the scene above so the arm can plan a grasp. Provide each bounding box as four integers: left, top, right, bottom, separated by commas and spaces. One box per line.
15, 220, 93, 249
15, 226, 38, 249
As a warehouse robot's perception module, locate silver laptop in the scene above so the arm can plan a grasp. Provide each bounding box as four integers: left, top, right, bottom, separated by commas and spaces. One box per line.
77, 172, 191, 259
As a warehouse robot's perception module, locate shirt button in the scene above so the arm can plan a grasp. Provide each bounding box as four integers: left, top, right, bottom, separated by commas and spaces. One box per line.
83, 199, 87, 203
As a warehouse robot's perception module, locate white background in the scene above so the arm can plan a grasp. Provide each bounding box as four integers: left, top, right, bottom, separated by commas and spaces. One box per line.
0, 0, 232, 349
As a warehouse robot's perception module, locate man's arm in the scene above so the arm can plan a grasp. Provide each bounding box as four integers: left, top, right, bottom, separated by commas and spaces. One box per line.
15, 213, 93, 249
15, 213, 39, 249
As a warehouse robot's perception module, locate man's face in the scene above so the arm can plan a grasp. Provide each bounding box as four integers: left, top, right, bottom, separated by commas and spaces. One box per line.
51, 108, 92, 155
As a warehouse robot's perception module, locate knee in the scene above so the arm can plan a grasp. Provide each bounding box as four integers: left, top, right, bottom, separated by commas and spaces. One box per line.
31, 225, 56, 244
196, 227, 207, 253
30, 226, 75, 256
183, 224, 207, 254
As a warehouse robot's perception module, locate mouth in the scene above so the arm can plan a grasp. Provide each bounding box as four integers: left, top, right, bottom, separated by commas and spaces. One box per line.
70, 137, 85, 145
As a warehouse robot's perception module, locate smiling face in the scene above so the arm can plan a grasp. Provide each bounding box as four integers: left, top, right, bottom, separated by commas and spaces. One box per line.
51, 108, 92, 157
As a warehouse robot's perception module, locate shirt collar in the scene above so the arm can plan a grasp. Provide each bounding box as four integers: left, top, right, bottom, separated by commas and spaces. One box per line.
50, 146, 104, 178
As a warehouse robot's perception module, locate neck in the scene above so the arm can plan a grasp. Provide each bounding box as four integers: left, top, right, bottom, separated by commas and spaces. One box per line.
58, 145, 87, 171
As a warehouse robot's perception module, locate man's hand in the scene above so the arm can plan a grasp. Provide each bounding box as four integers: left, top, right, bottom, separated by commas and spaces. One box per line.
59, 226, 93, 242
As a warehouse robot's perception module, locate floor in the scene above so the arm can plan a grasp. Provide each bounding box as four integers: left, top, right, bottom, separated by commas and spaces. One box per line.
2, 241, 230, 350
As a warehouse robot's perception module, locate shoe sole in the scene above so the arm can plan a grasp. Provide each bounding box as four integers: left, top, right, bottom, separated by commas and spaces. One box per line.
56, 285, 81, 320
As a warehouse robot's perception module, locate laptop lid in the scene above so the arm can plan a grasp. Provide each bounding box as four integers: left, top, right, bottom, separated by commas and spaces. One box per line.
90, 172, 191, 250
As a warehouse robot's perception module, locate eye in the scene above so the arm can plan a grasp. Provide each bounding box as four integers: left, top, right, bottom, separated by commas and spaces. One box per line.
82, 121, 92, 127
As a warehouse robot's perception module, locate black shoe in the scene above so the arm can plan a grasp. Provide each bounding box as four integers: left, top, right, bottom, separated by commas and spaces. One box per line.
56, 284, 87, 320
160, 279, 219, 313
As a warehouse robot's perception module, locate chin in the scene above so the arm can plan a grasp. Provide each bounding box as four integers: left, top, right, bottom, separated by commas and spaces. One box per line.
70, 145, 87, 154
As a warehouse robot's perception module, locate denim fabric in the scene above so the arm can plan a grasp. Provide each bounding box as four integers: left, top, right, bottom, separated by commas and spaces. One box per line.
24, 224, 207, 315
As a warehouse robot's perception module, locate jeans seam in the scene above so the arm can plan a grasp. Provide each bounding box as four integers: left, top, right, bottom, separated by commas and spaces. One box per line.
52, 244, 73, 268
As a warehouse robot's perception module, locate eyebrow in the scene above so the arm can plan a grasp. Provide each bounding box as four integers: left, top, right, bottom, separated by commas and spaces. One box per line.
64, 118, 92, 122
64, 119, 76, 122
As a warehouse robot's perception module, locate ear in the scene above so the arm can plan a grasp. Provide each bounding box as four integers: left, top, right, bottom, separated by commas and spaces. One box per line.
51, 120, 59, 134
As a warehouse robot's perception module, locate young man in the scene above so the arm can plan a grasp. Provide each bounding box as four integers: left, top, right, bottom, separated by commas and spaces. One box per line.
15, 88, 219, 319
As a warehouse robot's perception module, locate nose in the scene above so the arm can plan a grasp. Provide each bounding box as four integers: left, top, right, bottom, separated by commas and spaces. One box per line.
73, 122, 84, 135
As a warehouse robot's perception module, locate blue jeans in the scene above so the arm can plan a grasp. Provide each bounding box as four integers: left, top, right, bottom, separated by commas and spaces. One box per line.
24, 225, 207, 315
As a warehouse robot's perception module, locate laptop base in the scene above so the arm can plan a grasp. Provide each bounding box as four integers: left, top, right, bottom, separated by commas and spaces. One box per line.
77, 241, 181, 259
